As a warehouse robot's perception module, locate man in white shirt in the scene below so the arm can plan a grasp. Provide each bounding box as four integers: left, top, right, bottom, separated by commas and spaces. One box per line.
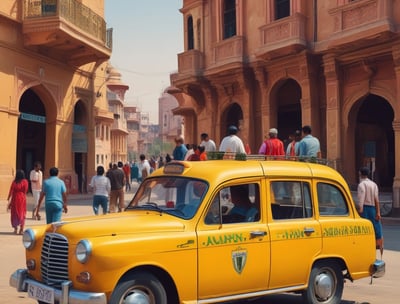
200, 133, 217, 152
138, 154, 151, 182
357, 166, 383, 256
219, 125, 245, 154
30, 161, 43, 220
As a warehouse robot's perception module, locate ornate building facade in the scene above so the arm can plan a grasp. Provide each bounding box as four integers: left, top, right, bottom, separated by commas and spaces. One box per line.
170, 0, 400, 214
0, 0, 112, 198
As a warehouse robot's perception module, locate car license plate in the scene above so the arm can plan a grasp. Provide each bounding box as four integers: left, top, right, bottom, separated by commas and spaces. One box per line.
27, 283, 54, 304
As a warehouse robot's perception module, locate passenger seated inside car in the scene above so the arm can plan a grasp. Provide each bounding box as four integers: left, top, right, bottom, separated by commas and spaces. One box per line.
223, 185, 259, 223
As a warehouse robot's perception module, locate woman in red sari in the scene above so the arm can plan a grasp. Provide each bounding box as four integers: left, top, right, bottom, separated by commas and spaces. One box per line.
7, 170, 29, 234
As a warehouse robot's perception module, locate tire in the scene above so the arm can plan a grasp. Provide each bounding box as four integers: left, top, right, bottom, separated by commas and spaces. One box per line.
110, 272, 167, 304
302, 261, 344, 304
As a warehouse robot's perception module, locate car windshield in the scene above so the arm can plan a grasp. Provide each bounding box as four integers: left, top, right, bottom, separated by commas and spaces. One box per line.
126, 177, 208, 219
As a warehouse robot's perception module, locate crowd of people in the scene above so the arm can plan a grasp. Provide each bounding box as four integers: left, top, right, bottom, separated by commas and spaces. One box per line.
4, 124, 327, 233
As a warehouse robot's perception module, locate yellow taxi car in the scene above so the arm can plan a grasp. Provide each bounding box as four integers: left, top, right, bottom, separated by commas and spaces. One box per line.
10, 158, 384, 304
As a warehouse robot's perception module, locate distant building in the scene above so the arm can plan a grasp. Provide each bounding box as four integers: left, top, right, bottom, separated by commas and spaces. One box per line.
158, 91, 184, 153
107, 66, 129, 164
125, 106, 141, 161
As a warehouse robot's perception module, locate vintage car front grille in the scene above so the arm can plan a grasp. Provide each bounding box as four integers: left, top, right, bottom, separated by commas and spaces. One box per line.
41, 233, 69, 287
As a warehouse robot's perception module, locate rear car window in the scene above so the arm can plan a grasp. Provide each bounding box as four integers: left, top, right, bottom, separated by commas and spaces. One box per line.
317, 182, 349, 216
270, 181, 313, 220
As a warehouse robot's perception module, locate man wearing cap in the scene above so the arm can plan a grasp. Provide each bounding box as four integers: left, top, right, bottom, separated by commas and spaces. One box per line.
258, 128, 285, 156
219, 125, 246, 154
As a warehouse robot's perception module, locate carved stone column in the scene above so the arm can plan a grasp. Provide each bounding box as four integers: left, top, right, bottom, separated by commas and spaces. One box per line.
391, 45, 400, 214
323, 54, 342, 171
254, 66, 269, 144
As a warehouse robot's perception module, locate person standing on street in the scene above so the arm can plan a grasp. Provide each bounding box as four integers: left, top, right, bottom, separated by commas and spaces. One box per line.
107, 163, 125, 212
357, 166, 384, 257
7, 170, 29, 234
123, 162, 131, 192
172, 136, 188, 160
29, 161, 43, 220
89, 165, 111, 215
36, 167, 67, 224
138, 154, 151, 182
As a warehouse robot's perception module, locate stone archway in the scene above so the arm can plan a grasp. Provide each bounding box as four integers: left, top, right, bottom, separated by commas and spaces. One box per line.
73, 100, 89, 194
268, 78, 302, 148
17, 89, 46, 183
220, 102, 244, 141
350, 94, 394, 190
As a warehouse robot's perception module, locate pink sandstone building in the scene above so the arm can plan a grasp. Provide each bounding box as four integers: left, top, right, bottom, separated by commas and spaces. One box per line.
170, 0, 400, 214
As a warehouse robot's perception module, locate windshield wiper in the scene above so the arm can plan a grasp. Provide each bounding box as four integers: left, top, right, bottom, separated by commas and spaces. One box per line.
127, 202, 164, 214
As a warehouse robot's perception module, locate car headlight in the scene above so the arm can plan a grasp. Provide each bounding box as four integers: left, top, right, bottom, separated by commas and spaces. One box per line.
22, 229, 36, 249
76, 240, 92, 263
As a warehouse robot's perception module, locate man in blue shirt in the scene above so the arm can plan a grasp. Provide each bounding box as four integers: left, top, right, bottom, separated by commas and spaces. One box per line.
35, 167, 67, 224
298, 125, 321, 158
173, 136, 188, 160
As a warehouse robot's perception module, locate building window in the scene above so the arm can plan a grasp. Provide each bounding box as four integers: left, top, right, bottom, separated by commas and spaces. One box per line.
187, 15, 194, 50
223, 0, 236, 39
197, 19, 201, 50
275, 0, 290, 20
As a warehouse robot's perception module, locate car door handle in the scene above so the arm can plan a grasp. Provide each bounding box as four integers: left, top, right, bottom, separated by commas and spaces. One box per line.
304, 227, 315, 235
250, 231, 267, 239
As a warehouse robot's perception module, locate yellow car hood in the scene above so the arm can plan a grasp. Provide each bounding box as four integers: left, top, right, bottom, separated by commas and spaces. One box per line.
51, 211, 186, 240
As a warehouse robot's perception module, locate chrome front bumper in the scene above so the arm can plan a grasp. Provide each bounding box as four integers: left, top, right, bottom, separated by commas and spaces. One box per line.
10, 269, 107, 304
371, 259, 385, 278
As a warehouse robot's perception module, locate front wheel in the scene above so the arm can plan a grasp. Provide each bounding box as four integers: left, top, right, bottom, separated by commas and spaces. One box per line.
302, 261, 344, 304
110, 272, 167, 304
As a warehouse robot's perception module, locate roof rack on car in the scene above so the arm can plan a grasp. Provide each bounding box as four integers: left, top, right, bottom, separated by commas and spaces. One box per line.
206, 151, 335, 167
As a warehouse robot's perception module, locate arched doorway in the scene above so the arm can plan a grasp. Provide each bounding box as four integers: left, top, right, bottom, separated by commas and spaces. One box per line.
73, 100, 88, 193
17, 89, 46, 187
221, 102, 244, 138
354, 94, 394, 190
275, 79, 302, 145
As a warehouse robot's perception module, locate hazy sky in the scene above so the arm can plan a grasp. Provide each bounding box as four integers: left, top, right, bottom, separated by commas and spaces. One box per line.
104, 0, 183, 124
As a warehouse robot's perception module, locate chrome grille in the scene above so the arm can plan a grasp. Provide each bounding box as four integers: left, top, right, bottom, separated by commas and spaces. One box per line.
41, 233, 69, 286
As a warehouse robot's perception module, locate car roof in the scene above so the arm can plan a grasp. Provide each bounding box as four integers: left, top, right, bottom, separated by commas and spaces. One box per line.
152, 158, 347, 186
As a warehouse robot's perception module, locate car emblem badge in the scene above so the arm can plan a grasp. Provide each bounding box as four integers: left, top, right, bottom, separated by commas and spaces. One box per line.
232, 247, 247, 274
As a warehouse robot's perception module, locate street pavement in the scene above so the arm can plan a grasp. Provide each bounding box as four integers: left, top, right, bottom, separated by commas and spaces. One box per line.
0, 184, 399, 303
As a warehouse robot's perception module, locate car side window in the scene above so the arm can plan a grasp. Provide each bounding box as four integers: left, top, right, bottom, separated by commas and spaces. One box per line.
270, 181, 313, 220
317, 182, 349, 216
205, 183, 260, 224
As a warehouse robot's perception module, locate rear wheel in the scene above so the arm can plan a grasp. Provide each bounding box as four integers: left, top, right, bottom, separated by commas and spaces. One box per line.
110, 272, 167, 304
302, 261, 344, 304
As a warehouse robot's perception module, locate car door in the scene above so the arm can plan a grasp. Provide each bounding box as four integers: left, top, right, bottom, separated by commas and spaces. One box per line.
267, 180, 322, 289
196, 182, 270, 300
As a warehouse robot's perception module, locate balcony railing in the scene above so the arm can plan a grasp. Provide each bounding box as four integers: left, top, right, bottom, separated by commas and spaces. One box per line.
24, 0, 110, 47
328, 0, 394, 48
211, 36, 244, 68
177, 49, 204, 76
256, 13, 307, 60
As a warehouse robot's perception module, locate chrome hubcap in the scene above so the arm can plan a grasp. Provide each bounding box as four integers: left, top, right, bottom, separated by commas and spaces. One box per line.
123, 288, 151, 304
314, 272, 334, 300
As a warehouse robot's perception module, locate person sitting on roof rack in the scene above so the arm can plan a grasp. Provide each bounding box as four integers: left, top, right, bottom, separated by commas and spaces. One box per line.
219, 125, 246, 155
298, 125, 321, 158
258, 128, 285, 158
